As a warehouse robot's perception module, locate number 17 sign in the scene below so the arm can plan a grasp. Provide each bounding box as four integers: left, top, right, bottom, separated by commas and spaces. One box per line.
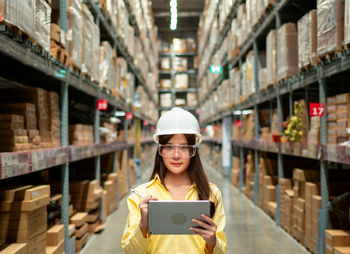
309, 103, 325, 117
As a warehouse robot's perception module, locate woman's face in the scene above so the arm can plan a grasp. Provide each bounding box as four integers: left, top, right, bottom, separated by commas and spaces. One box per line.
161, 134, 191, 176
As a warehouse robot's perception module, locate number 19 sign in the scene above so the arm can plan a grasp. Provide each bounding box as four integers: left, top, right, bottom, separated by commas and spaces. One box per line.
309, 103, 325, 117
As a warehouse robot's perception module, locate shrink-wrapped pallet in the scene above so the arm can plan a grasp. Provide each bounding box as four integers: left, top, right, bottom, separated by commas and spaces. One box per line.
174, 74, 189, 89
67, 0, 82, 70
81, 4, 94, 75
0, 0, 18, 26
117, 57, 128, 99
317, 0, 345, 57
298, 10, 317, 70
277, 23, 298, 82
99, 41, 113, 90
18, 0, 36, 39
92, 23, 100, 83
259, 68, 267, 91
35, 0, 51, 52
160, 93, 172, 108
345, 0, 350, 45
233, 68, 241, 104
126, 73, 135, 104
266, 29, 277, 85
187, 93, 198, 107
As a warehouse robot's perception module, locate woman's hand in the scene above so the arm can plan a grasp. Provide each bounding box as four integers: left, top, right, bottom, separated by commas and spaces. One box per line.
190, 214, 217, 248
139, 195, 157, 238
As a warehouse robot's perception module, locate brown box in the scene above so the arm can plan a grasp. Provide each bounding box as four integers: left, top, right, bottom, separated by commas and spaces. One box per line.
0, 196, 50, 212
325, 230, 350, 247
277, 23, 298, 82
173, 57, 188, 71
75, 233, 88, 252
46, 225, 64, 246
317, 0, 345, 58
0, 243, 27, 254
14, 185, 50, 201
75, 223, 88, 238
70, 213, 87, 228
334, 247, 350, 254
68, 224, 75, 237
46, 240, 64, 254
0, 186, 33, 202
27, 232, 46, 254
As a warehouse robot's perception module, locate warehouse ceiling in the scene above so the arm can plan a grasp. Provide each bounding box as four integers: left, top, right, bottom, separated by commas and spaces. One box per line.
151, 0, 205, 41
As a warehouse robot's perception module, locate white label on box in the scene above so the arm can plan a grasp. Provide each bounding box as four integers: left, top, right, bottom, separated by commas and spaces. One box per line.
32, 191, 39, 198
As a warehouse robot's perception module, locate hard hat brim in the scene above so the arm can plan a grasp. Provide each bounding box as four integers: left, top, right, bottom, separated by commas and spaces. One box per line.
153, 130, 202, 145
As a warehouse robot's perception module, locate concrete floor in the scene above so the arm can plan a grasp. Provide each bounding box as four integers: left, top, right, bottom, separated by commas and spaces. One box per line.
82, 162, 309, 254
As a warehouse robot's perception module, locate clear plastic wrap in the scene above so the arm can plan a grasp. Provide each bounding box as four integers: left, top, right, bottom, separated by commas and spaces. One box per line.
345, 0, 350, 44
18, 0, 36, 39
0, 0, 18, 26
298, 10, 317, 69
187, 93, 198, 107
241, 62, 247, 100
126, 73, 135, 104
35, 0, 51, 52
117, 57, 128, 99
68, 0, 82, 69
173, 38, 187, 53
266, 29, 277, 85
277, 23, 298, 82
317, 0, 344, 57
82, 4, 94, 75
99, 41, 113, 89
92, 23, 100, 83
174, 74, 189, 89
160, 93, 172, 107
259, 68, 267, 91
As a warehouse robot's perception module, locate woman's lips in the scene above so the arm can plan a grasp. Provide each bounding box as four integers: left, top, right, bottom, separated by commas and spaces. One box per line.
171, 163, 183, 167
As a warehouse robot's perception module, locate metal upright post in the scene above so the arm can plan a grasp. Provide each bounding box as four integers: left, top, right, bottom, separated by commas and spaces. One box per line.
275, 9, 283, 227
253, 40, 260, 205
124, 119, 130, 190
289, 92, 293, 117
94, 105, 101, 183
317, 65, 329, 254
222, 116, 232, 177
59, 1, 74, 253
171, 45, 175, 108
239, 113, 245, 192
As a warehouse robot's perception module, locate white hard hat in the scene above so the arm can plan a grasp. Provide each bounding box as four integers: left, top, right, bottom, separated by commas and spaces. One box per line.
153, 107, 202, 145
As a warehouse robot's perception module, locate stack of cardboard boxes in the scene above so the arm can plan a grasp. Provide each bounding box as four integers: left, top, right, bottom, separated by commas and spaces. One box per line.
0, 88, 52, 148
0, 185, 50, 254
242, 152, 255, 200
230, 156, 240, 188
46, 224, 64, 254
47, 92, 61, 147
117, 150, 129, 199
102, 173, 119, 216
325, 230, 350, 254
328, 93, 350, 144
0, 115, 30, 152
69, 124, 94, 146
70, 212, 88, 253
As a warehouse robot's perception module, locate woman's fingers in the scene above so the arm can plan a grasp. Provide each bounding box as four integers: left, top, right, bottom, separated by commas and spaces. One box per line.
200, 214, 216, 227
191, 219, 212, 230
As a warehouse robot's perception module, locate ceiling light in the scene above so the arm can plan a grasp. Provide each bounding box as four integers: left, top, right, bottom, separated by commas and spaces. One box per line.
170, 0, 177, 30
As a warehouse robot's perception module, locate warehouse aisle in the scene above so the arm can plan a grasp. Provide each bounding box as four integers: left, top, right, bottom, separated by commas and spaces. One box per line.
82, 162, 309, 254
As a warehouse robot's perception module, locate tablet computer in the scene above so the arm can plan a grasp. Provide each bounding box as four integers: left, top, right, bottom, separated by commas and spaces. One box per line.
148, 200, 210, 235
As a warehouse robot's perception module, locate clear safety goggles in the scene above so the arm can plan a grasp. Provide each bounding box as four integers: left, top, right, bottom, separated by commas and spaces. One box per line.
158, 144, 196, 158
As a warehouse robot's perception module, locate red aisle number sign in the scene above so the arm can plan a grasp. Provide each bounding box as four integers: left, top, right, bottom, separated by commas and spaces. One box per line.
126, 112, 133, 120
97, 100, 108, 110
309, 103, 325, 117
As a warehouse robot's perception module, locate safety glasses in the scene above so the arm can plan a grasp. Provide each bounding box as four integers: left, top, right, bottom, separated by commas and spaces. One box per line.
158, 144, 196, 158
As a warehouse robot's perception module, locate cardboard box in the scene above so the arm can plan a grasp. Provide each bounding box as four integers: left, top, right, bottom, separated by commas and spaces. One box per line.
67, 0, 83, 69
27, 232, 46, 254
45, 240, 64, 254
68, 224, 75, 237
0, 186, 33, 202
173, 57, 188, 71
14, 185, 50, 201
334, 247, 350, 254
325, 230, 350, 247
0, 243, 27, 254
70, 213, 87, 228
0, 196, 49, 212
75, 223, 88, 238
75, 232, 88, 252
277, 23, 298, 82
46, 225, 64, 246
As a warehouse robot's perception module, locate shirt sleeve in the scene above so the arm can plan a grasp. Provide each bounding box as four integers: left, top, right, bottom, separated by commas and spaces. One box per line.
121, 195, 150, 253
211, 187, 227, 254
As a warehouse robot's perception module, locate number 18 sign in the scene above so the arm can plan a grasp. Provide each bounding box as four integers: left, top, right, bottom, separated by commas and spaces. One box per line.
309, 103, 325, 117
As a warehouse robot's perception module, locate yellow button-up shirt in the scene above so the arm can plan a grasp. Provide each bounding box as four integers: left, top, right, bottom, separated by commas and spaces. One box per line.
121, 175, 227, 254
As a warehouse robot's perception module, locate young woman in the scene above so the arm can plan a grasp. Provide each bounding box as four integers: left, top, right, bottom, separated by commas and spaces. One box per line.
121, 108, 227, 254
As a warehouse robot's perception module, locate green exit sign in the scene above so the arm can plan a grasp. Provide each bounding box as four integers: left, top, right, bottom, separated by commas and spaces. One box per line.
209, 65, 222, 73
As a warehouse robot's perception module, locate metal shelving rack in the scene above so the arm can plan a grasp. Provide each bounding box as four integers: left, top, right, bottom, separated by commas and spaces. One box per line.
0, 0, 157, 253
158, 45, 198, 115
198, 1, 350, 254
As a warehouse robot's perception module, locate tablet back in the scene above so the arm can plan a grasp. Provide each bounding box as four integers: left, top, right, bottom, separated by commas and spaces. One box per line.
148, 200, 210, 235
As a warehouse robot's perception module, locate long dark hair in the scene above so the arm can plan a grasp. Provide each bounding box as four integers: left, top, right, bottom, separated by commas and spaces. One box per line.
150, 134, 211, 201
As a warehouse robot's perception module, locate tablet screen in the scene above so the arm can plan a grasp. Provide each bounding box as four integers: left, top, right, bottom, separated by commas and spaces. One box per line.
148, 200, 210, 235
